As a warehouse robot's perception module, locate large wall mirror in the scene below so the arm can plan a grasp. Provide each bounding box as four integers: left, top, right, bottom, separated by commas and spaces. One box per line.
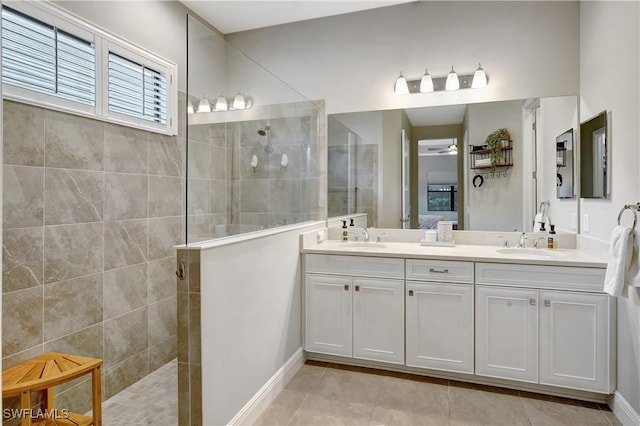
580, 111, 608, 199
327, 95, 579, 233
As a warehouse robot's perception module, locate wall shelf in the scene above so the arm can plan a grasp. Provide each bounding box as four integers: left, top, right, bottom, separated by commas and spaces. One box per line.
469, 141, 513, 178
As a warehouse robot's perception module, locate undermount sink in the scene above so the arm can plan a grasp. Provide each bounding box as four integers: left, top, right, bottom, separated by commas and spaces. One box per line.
341, 242, 387, 249
496, 248, 561, 258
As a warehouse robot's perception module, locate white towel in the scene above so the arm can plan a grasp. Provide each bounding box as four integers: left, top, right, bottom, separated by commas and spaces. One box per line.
627, 229, 640, 288
604, 225, 634, 296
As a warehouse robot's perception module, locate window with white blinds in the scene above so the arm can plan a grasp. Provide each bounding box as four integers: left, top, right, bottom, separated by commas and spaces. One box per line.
0, 3, 177, 135
1, 6, 96, 106
108, 52, 167, 125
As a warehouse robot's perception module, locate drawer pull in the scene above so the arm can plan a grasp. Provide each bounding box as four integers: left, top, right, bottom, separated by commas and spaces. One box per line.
530, 298, 536, 306
355, 285, 360, 292
544, 300, 551, 307
344, 284, 349, 291
429, 268, 449, 274
409, 290, 414, 297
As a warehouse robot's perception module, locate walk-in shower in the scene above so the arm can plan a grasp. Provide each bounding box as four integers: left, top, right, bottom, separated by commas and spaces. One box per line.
257, 123, 273, 153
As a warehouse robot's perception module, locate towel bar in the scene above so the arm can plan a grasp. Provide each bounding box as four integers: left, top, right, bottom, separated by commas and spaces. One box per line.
617, 203, 639, 232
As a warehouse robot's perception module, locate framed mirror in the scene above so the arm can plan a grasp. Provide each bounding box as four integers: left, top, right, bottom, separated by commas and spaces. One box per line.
580, 111, 608, 199
555, 128, 574, 199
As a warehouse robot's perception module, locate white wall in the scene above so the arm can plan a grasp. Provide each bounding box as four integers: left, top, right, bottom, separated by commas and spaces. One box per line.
580, 0, 640, 415
538, 96, 579, 233
466, 100, 524, 231
226, 1, 580, 114
200, 224, 324, 425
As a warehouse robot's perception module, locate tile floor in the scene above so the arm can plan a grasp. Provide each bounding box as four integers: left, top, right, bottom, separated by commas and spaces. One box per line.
254, 361, 623, 426
89, 358, 178, 426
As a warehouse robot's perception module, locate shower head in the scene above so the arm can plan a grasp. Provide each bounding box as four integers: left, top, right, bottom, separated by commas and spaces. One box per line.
257, 124, 270, 136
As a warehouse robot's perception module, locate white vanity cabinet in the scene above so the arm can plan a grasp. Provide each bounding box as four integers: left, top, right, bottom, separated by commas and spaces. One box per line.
405, 259, 474, 374
305, 255, 405, 364
475, 263, 614, 394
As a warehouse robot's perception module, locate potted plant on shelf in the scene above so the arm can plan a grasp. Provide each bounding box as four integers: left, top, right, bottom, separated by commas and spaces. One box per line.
484, 128, 510, 172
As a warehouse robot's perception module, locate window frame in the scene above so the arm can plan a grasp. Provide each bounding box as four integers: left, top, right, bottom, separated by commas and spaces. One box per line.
1, 1, 177, 136
427, 184, 458, 212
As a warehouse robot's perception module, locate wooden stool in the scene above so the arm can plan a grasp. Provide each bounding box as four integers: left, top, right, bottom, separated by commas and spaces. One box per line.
2, 352, 102, 426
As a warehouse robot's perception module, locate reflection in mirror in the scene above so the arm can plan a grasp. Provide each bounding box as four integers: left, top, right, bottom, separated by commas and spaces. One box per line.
556, 129, 574, 199
580, 111, 608, 199
327, 96, 579, 233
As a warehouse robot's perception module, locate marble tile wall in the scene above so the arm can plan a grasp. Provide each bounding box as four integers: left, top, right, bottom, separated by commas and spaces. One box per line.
2, 100, 183, 416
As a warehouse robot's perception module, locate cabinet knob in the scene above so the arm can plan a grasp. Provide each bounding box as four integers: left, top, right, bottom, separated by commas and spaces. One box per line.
344, 284, 349, 291
544, 300, 551, 307
429, 268, 449, 274
355, 285, 360, 292
409, 290, 414, 297
530, 298, 536, 306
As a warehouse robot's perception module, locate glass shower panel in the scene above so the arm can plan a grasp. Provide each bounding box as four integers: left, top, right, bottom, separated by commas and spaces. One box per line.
186, 16, 326, 244
327, 115, 359, 217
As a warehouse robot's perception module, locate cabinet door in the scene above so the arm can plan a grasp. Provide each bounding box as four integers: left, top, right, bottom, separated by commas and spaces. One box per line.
406, 281, 474, 373
305, 274, 352, 357
539, 291, 611, 393
353, 278, 404, 364
476, 286, 538, 383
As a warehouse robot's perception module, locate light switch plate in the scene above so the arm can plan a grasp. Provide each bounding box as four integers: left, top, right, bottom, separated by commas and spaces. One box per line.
583, 213, 590, 233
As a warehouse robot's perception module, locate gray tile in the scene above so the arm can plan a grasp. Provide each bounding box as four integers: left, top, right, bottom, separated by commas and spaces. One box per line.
103, 263, 148, 320
2, 287, 43, 356
104, 123, 149, 173
369, 405, 449, 426
285, 363, 326, 393
45, 109, 104, 170
187, 214, 213, 243
177, 292, 189, 363
104, 307, 149, 369
45, 168, 103, 225
44, 323, 103, 360
240, 212, 270, 229
188, 250, 200, 293
149, 335, 177, 372
270, 179, 301, 213
209, 179, 226, 214
240, 179, 269, 213
187, 178, 210, 215
3, 165, 44, 229
267, 145, 303, 179
44, 222, 103, 284
178, 362, 190, 425
104, 349, 150, 399
190, 364, 202, 425
148, 296, 177, 346
3, 100, 45, 166
148, 257, 176, 303
148, 216, 183, 260
2, 344, 44, 369
310, 367, 382, 406
44, 273, 103, 341
519, 391, 610, 426
254, 390, 305, 426
210, 145, 226, 180
239, 146, 269, 180
3, 227, 44, 293
104, 173, 148, 221
104, 219, 148, 270
188, 293, 201, 365
56, 378, 94, 417
188, 141, 211, 179
149, 134, 182, 176
149, 175, 183, 218
375, 375, 449, 419
176, 249, 189, 293
288, 393, 373, 425
449, 382, 529, 426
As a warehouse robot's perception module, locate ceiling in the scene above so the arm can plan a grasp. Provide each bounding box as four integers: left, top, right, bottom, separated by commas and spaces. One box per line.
405, 104, 467, 127
181, 0, 414, 34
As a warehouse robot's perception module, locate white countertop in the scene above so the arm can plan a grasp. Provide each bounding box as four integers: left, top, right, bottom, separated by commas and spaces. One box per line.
302, 240, 607, 268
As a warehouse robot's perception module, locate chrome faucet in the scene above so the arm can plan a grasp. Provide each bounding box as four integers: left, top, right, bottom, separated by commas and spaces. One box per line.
498, 235, 510, 248
518, 232, 528, 248
362, 228, 370, 243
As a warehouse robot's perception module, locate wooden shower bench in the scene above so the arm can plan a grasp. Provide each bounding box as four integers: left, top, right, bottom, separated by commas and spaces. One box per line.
2, 352, 102, 426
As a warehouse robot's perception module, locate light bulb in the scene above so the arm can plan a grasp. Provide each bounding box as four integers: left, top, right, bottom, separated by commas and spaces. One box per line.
233, 92, 246, 110
197, 97, 210, 113
394, 72, 409, 95
471, 63, 487, 89
214, 94, 228, 111
186, 101, 194, 115
445, 66, 460, 91
419, 68, 433, 93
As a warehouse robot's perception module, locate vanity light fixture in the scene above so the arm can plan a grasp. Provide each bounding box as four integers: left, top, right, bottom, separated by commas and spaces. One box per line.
233, 92, 246, 110
214, 94, 228, 111
196, 97, 211, 113
419, 69, 434, 93
393, 64, 489, 94
394, 72, 410, 95
186, 101, 195, 115
471, 63, 487, 89
445, 66, 460, 91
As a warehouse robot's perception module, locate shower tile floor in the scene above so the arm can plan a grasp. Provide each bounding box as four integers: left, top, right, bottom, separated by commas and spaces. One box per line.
91, 358, 622, 426
90, 359, 178, 426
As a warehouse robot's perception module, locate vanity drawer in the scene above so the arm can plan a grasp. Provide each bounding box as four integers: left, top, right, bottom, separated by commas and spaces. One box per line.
305, 254, 404, 279
475, 263, 605, 292
406, 259, 474, 283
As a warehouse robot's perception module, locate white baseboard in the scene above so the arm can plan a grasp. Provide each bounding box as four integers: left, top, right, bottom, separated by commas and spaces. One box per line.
610, 391, 640, 425
227, 347, 305, 426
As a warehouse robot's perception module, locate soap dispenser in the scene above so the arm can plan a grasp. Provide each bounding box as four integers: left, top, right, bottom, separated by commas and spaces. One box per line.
548, 224, 557, 250
341, 220, 348, 242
